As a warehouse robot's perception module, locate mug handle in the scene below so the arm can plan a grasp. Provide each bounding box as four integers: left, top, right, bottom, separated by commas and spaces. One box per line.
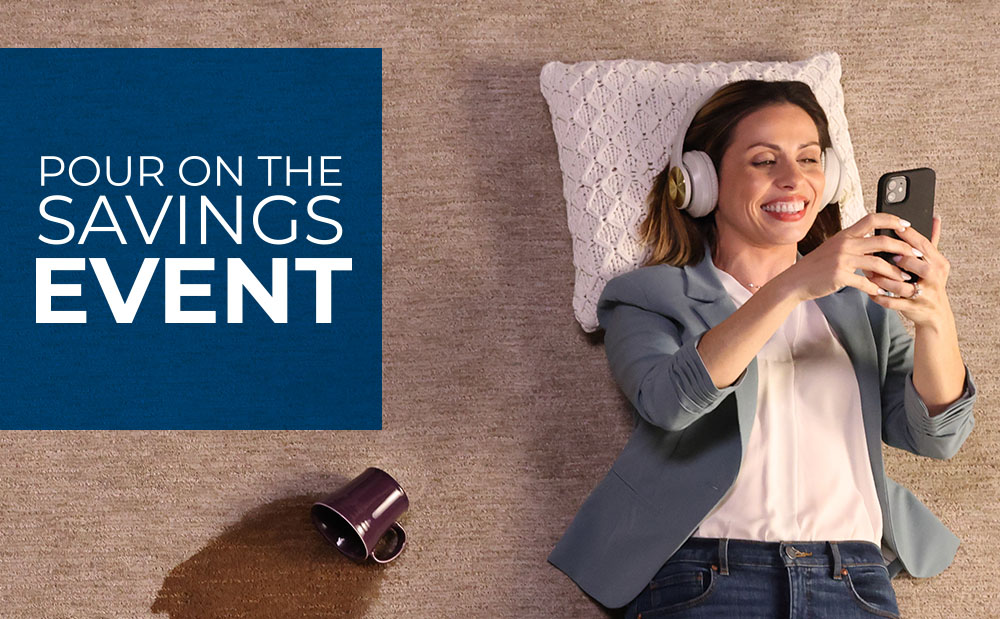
371, 522, 407, 563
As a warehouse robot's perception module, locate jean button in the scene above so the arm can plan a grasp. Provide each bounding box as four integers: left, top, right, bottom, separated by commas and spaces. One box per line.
785, 545, 800, 559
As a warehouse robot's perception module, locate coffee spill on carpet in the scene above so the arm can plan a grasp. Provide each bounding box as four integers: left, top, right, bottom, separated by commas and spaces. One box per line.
152, 494, 384, 618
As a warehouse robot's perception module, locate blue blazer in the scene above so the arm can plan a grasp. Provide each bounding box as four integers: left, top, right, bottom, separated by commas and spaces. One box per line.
548, 244, 978, 609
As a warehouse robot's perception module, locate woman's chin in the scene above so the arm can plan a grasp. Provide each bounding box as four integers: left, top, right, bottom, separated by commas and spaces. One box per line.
758, 224, 810, 247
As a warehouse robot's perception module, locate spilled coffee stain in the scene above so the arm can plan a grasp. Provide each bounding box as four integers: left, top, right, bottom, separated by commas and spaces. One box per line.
152, 494, 384, 618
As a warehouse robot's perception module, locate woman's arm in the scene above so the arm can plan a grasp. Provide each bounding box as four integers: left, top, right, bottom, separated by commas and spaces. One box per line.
597, 267, 800, 433
876, 301, 976, 460
913, 301, 968, 416
695, 271, 801, 389
700, 213, 915, 389
865, 216, 970, 416
863, 216, 976, 455
598, 274, 755, 432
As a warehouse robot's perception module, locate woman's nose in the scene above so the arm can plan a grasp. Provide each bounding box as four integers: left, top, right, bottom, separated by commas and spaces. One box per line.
774, 158, 806, 188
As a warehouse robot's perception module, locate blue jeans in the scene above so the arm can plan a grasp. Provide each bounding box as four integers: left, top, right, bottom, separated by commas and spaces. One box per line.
623, 537, 900, 618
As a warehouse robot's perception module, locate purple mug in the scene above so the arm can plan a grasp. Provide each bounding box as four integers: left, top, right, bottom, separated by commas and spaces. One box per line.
311, 467, 408, 563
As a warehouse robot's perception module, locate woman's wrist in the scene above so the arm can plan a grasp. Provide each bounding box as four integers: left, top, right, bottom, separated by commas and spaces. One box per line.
911, 296, 954, 333
764, 269, 805, 305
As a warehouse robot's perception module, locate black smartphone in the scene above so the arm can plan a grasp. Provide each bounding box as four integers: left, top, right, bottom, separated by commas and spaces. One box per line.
874, 167, 935, 282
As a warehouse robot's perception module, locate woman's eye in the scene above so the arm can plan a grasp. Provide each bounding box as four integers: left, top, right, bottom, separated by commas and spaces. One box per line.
753, 158, 819, 167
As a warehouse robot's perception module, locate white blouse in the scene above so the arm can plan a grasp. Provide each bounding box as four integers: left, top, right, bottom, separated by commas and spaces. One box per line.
691, 262, 883, 547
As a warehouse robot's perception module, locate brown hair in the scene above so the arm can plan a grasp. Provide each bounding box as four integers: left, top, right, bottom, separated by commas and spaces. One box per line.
639, 80, 842, 267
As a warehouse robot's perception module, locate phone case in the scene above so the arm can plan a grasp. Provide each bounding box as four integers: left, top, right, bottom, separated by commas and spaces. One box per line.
875, 167, 935, 282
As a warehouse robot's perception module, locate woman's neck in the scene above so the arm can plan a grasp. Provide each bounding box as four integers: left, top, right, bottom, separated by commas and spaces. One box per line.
711, 240, 798, 291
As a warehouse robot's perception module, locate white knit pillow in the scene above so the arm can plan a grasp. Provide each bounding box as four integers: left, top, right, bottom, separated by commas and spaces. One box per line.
539, 51, 866, 332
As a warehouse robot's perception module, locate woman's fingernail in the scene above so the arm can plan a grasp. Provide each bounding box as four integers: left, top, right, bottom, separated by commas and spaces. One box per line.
912, 247, 924, 258
899, 219, 911, 228
878, 288, 888, 296
892, 254, 903, 263
900, 272, 912, 281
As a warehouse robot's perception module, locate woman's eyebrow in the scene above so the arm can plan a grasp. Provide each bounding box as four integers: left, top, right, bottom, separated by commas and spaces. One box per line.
746, 141, 821, 151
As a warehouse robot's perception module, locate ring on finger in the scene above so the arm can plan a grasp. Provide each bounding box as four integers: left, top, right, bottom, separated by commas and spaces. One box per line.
909, 281, 922, 299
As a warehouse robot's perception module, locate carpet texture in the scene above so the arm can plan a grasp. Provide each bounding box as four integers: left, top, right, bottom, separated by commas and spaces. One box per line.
1, 1, 997, 617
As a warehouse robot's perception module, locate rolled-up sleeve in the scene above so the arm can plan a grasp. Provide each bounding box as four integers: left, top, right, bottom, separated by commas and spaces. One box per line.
902, 366, 977, 443
598, 279, 747, 432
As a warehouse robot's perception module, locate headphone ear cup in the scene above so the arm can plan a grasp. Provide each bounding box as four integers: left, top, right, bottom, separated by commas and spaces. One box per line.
681, 150, 718, 218
667, 164, 691, 211
819, 146, 845, 209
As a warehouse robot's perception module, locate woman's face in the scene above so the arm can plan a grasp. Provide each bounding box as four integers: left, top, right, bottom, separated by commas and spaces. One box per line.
715, 103, 826, 250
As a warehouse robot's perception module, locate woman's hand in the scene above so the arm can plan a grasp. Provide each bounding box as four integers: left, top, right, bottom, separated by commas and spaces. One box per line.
863, 216, 951, 328
779, 212, 917, 303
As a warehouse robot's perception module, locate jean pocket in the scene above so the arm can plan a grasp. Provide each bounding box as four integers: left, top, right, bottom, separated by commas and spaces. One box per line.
843, 565, 901, 618
638, 562, 717, 616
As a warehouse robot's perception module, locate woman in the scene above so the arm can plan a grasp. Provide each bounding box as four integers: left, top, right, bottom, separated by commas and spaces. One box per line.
547, 81, 977, 618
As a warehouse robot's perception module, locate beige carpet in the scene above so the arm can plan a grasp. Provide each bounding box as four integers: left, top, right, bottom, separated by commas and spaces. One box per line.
1, 1, 998, 617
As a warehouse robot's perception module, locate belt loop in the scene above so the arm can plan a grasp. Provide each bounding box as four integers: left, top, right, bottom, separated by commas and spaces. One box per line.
717, 538, 729, 575
830, 541, 843, 580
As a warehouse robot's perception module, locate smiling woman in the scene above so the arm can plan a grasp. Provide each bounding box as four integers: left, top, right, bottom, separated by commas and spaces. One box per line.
713, 102, 827, 283
639, 81, 844, 272
547, 80, 978, 618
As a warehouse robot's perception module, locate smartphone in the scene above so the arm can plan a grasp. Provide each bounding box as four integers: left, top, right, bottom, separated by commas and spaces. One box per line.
874, 167, 935, 282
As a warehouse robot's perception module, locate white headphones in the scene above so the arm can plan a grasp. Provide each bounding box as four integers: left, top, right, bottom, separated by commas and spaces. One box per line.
667, 86, 846, 218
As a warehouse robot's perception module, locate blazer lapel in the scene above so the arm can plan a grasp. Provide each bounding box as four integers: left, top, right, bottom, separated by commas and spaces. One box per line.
682, 246, 759, 455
